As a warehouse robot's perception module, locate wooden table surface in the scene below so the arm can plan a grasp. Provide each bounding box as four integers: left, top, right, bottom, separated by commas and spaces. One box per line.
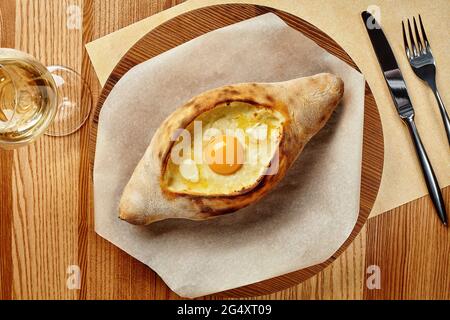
0, 0, 449, 300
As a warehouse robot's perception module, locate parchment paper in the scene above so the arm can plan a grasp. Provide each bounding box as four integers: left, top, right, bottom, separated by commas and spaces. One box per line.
94, 13, 365, 298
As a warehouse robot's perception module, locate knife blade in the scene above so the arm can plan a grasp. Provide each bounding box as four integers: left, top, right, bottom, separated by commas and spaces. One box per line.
361, 11, 414, 119
361, 11, 448, 225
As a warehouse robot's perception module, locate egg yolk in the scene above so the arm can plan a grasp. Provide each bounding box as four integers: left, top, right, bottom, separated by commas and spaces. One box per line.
204, 135, 244, 175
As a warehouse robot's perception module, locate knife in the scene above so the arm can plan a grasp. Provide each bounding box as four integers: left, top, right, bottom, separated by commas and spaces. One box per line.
361, 11, 448, 226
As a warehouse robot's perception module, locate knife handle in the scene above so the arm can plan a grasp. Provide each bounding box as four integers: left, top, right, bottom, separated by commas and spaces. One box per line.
403, 115, 448, 225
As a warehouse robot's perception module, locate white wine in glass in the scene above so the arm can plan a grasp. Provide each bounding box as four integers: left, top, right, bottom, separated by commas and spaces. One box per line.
0, 48, 92, 149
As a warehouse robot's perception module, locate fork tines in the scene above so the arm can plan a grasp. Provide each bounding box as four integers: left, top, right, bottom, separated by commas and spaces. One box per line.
402, 15, 430, 59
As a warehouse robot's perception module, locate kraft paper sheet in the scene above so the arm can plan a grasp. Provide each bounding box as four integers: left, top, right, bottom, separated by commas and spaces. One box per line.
87, 0, 450, 218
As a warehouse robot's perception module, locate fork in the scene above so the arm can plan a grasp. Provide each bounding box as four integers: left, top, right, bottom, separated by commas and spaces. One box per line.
402, 15, 450, 145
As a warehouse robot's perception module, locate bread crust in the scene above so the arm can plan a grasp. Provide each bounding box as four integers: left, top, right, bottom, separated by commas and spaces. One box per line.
119, 73, 344, 225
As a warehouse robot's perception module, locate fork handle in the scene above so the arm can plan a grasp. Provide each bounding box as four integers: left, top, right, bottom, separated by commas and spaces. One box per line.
433, 89, 450, 145
404, 115, 448, 225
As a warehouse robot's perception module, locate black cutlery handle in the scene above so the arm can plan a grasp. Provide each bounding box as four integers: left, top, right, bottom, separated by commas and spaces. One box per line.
404, 115, 448, 225
434, 89, 450, 146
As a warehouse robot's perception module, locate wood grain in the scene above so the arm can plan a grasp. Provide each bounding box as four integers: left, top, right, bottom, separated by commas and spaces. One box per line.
364, 188, 450, 299
10, 0, 83, 299
1, 0, 449, 300
82, 0, 187, 301
90, 4, 383, 298
77, 0, 95, 300
0, 0, 15, 301
254, 226, 367, 300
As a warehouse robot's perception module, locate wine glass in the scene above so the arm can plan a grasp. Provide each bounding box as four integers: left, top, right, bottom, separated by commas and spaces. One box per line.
0, 48, 92, 149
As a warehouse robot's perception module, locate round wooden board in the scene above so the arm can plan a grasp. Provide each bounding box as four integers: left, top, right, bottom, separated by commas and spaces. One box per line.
89, 4, 384, 298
